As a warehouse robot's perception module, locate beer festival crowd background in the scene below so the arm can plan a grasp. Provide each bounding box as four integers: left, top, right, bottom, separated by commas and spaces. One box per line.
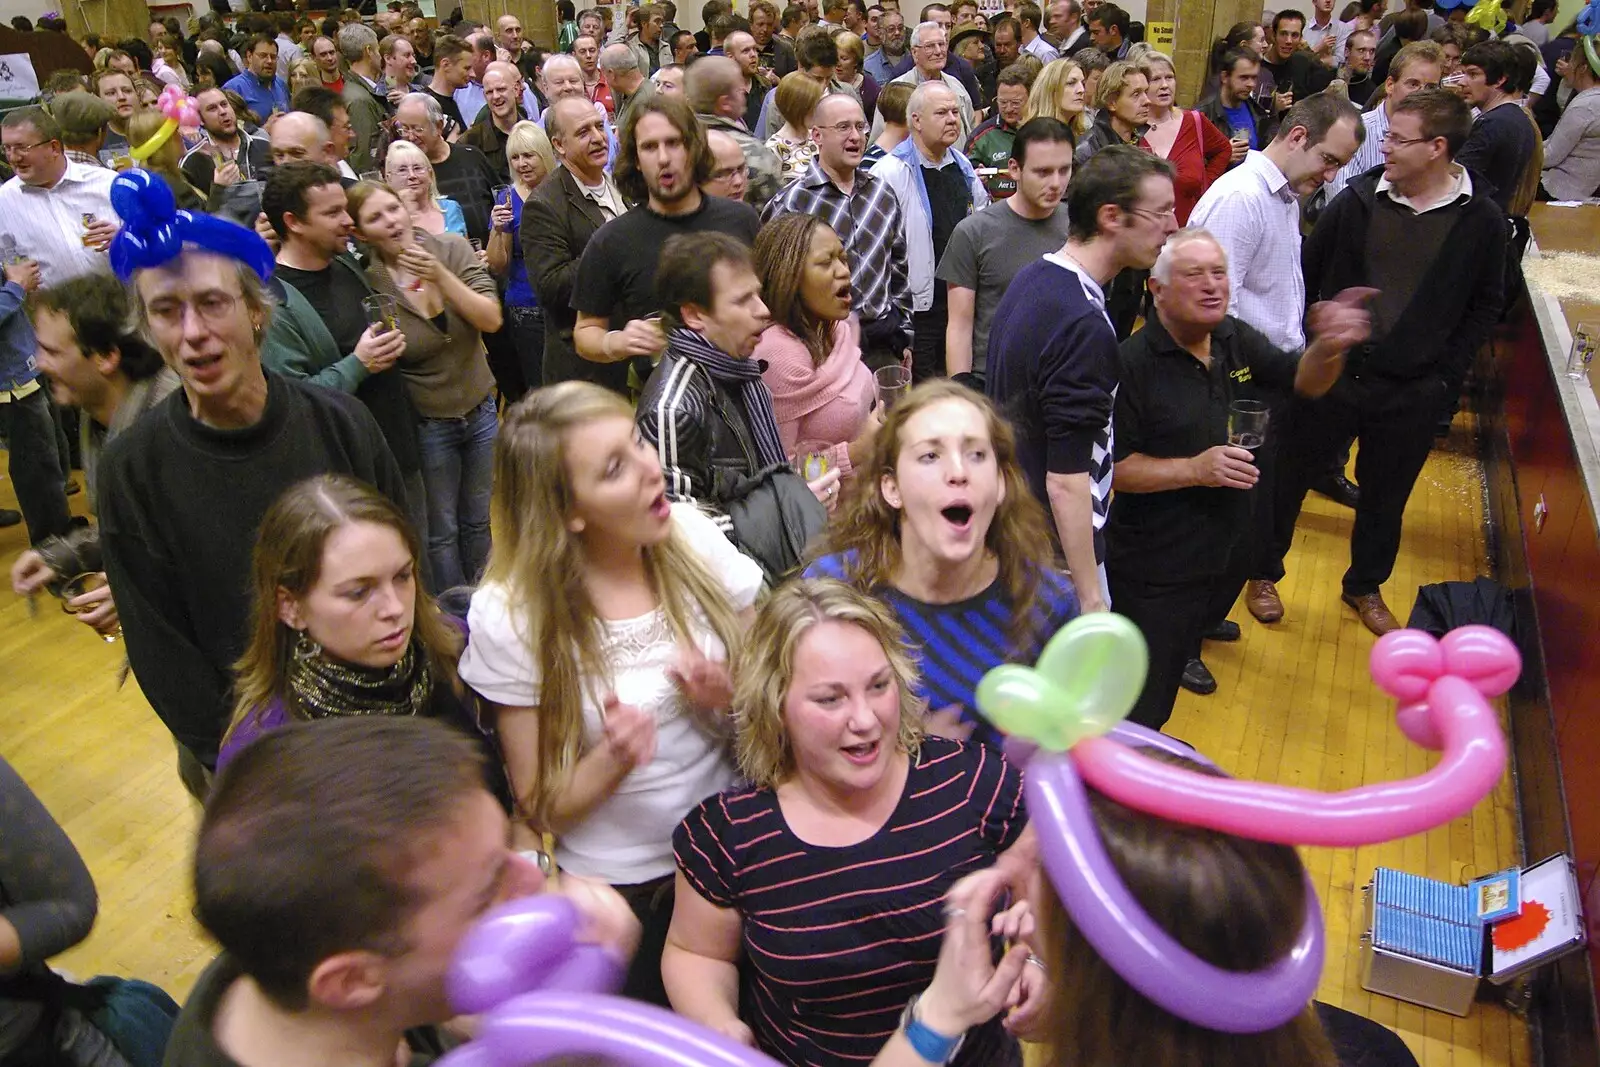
0, 0, 1586, 1062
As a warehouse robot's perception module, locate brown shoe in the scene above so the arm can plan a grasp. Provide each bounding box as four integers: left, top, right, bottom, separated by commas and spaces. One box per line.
1245, 579, 1284, 623
1342, 592, 1400, 636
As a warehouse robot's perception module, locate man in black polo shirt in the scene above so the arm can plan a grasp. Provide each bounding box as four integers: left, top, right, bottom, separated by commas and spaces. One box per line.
572, 94, 760, 373
1107, 229, 1368, 730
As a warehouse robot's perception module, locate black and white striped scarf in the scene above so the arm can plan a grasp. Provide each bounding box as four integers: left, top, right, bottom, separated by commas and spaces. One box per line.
668, 327, 788, 469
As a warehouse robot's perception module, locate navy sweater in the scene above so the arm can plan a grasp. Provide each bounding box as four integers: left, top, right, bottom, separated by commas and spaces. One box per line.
1455, 101, 1537, 213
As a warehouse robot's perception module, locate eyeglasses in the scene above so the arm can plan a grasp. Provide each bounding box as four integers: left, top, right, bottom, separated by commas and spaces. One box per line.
819, 121, 870, 134
1381, 132, 1432, 148
709, 164, 745, 180
394, 122, 434, 136
1127, 205, 1178, 223
389, 163, 430, 176
1, 139, 55, 158
145, 290, 242, 328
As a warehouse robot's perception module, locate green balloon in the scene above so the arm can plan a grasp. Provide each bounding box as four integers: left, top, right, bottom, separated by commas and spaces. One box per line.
974, 614, 1150, 750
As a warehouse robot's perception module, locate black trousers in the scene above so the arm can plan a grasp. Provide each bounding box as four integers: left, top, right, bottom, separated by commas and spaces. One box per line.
911, 289, 948, 383
506, 305, 546, 394
615, 874, 674, 1007
1112, 528, 1254, 731
0, 388, 72, 545
1273, 375, 1447, 598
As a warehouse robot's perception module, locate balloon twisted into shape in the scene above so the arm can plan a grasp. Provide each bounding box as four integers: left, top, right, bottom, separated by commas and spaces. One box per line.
437, 895, 785, 1067
108, 169, 275, 284
974, 616, 1516, 1034
128, 85, 200, 162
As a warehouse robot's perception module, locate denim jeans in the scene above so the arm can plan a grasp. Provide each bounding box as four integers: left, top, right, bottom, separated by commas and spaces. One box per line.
417, 394, 497, 590
506, 304, 545, 393
0, 386, 71, 544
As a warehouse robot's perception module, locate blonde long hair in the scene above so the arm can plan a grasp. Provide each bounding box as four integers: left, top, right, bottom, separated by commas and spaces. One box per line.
1024, 58, 1091, 137
483, 383, 744, 825
229, 475, 465, 738
815, 380, 1059, 653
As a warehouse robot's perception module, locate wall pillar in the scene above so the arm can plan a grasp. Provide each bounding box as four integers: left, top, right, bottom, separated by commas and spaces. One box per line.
1144, 0, 1263, 108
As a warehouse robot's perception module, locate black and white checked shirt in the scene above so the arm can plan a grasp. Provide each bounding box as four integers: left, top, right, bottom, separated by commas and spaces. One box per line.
761, 160, 913, 344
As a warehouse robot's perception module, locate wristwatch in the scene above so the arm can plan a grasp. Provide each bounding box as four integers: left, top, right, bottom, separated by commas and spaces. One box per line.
898, 994, 965, 1065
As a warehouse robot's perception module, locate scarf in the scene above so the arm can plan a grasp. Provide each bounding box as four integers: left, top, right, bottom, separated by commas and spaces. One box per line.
286, 634, 435, 721
669, 327, 788, 468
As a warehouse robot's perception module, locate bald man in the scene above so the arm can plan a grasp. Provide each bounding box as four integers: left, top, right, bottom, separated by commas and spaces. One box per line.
464, 60, 530, 179
685, 54, 781, 206
269, 111, 338, 167
703, 129, 751, 200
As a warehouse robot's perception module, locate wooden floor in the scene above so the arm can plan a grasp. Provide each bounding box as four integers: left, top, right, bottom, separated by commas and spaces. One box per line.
0, 410, 1529, 1066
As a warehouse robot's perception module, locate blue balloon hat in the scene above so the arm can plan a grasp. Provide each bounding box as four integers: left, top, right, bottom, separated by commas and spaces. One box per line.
108, 169, 275, 284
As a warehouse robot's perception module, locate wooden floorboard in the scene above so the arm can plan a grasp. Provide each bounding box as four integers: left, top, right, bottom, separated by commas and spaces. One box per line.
0, 411, 1530, 1063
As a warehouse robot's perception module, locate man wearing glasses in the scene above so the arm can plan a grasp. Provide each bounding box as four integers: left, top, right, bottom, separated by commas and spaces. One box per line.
763, 93, 914, 370
1282, 89, 1504, 636
883, 21, 974, 142
1187, 92, 1362, 636
987, 146, 1178, 616
394, 92, 499, 241
0, 107, 117, 543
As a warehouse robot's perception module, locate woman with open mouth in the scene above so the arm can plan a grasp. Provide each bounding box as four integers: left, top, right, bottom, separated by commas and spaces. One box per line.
664, 578, 1036, 1067
459, 381, 764, 1008
752, 213, 879, 511
808, 380, 1079, 746
219, 475, 498, 781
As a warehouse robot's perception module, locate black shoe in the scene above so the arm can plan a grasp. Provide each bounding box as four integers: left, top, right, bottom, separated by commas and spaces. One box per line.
1203, 619, 1241, 642
1312, 475, 1360, 509
1180, 658, 1217, 695
0, 508, 19, 528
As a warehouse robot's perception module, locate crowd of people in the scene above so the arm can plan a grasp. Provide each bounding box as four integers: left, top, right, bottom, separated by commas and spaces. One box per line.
0, 0, 1584, 1064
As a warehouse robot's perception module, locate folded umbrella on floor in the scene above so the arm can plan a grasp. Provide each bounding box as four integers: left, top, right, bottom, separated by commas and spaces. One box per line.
1405, 577, 1517, 644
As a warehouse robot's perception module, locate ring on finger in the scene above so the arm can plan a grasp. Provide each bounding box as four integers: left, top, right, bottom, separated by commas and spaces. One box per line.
1025, 954, 1046, 972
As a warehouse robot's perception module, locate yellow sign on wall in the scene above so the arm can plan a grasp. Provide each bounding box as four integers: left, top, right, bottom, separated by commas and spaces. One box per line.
1147, 19, 1175, 48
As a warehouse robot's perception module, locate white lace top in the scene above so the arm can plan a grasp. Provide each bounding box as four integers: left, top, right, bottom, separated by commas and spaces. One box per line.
459, 503, 764, 883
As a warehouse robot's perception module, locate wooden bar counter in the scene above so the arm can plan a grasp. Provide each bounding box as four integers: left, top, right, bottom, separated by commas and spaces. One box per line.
1484, 202, 1600, 1067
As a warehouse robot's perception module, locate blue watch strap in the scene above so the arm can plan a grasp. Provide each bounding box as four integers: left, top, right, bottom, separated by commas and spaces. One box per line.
902, 997, 962, 1064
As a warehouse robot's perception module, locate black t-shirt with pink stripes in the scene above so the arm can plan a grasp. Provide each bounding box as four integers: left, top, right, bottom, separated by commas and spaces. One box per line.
673, 737, 1026, 1067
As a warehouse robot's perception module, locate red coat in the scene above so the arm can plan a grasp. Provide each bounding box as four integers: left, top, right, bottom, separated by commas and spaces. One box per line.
1165, 109, 1233, 226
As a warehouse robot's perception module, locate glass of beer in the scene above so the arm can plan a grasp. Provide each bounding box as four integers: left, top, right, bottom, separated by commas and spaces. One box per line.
363, 293, 399, 334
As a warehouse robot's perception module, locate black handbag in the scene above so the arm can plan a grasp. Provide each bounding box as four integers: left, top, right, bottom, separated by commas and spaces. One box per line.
706, 381, 827, 584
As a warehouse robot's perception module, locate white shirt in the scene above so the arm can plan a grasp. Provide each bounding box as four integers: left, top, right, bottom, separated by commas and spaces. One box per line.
1376, 162, 1473, 213
1188, 149, 1306, 352
876, 69, 976, 143
1327, 102, 1389, 202
275, 33, 304, 79
577, 173, 627, 219
1022, 34, 1060, 64
458, 502, 763, 883
0, 162, 120, 286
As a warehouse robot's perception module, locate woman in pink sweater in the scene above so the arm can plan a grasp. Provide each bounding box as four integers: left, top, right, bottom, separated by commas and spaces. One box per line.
752, 213, 879, 482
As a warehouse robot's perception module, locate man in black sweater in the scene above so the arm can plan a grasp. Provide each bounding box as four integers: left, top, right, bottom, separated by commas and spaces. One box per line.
98, 248, 406, 795
1457, 39, 1538, 213
1279, 89, 1504, 635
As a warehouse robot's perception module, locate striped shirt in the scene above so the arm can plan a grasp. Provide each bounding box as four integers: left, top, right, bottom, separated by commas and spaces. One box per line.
805, 556, 1080, 746
762, 160, 913, 345
674, 737, 1025, 1066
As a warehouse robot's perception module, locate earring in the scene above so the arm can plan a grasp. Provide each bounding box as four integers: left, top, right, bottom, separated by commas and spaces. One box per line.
293, 629, 323, 662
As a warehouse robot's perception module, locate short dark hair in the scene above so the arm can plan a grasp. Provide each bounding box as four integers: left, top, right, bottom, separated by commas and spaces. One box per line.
45, 69, 86, 94
782, 4, 806, 28
291, 86, 348, 129
1064, 143, 1174, 241
559, 0, 578, 18
1072, 45, 1109, 72
1392, 86, 1473, 157
196, 717, 488, 1011
11, 16, 34, 31
1504, 40, 1538, 94
615, 93, 712, 202
702, 0, 731, 22
1016, 1, 1043, 30
1273, 91, 1362, 149
29, 273, 166, 381
1461, 39, 1516, 90
1011, 115, 1075, 165
261, 161, 345, 238
1390, 8, 1429, 41
1, 106, 61, 143
795, 25, 839, 68
875, 79, 914, 124
997, 62, 1033, 90
1529, 0, 1556, 17
1088, 2, 1128, 37
1271, 8, 1306, 33
657, 231, 755, 323
991, 14, 1020, 38
244, 32, 278, 56
1221, 46, 1260, 77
